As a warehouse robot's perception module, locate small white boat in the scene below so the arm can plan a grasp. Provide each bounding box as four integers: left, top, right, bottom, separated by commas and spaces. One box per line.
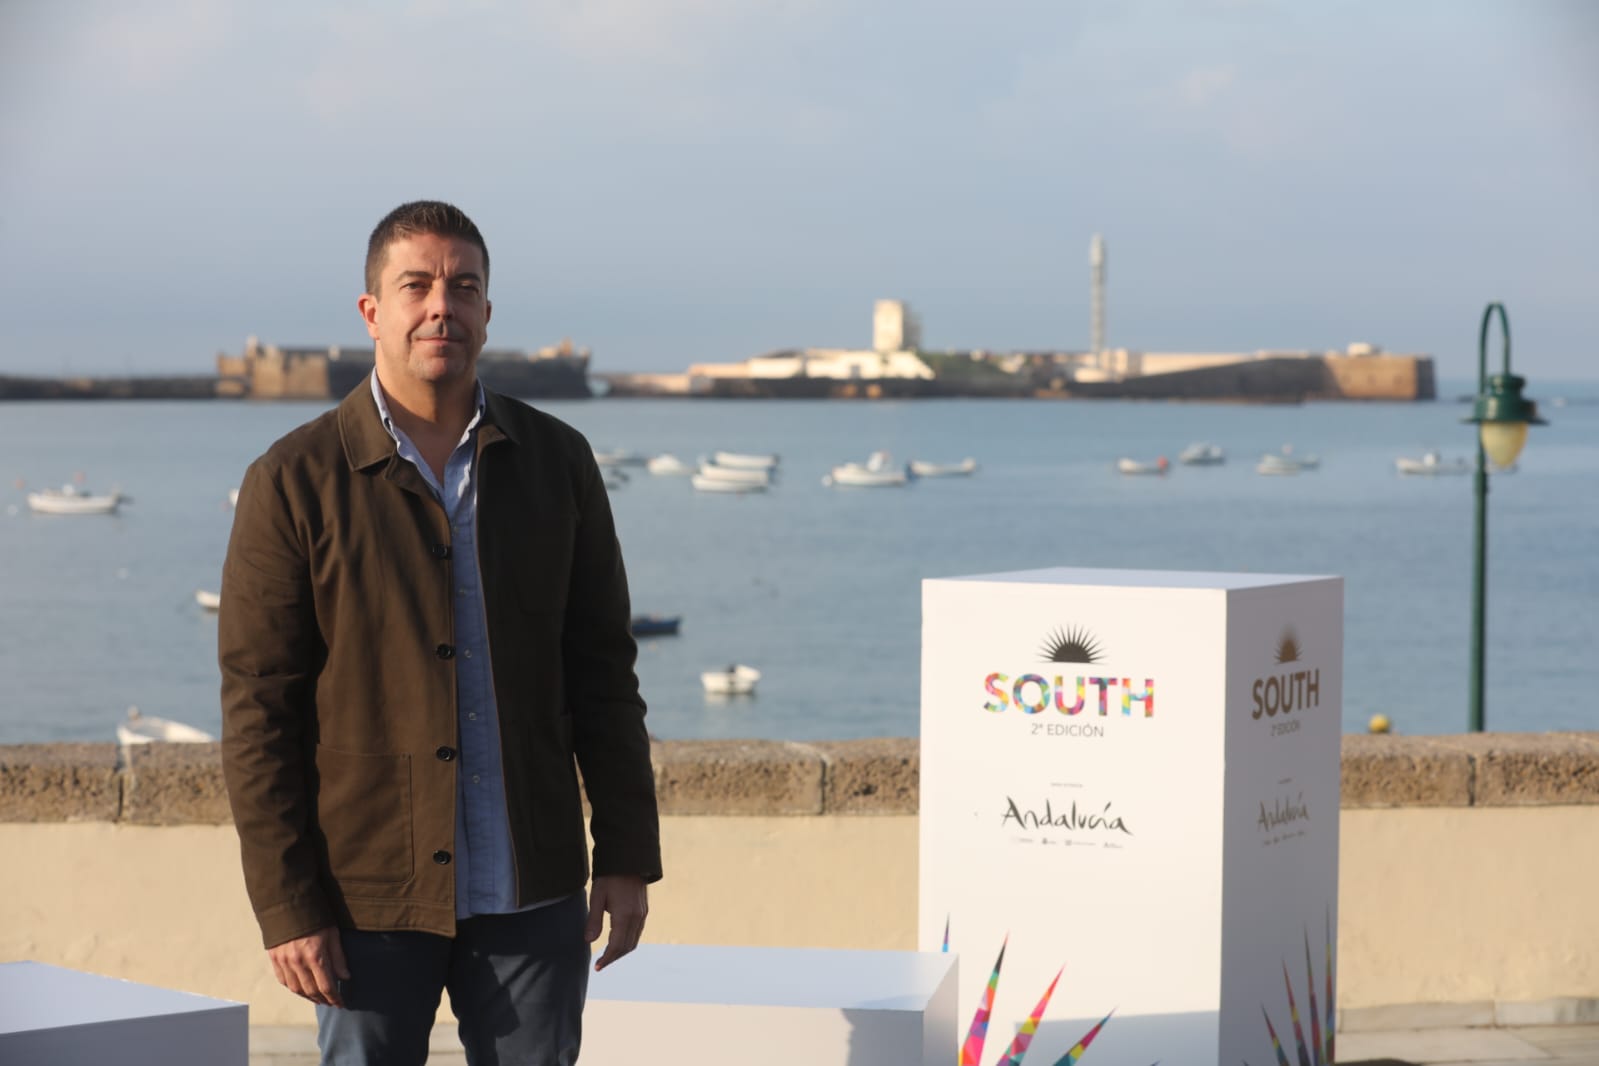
909, 458, 978, 478
116, 706, 215, 745
711, 451, 780, 471
26, 484, 125, 515
1396, 450, 1470, 476
1258, 446, 1319, 476
1178, 443, 1226, 466
701, 664, 761, 696
646, 454, 693, 476
196, 589, 221, 612
825, 451, 910, 487
227, 487, 240, 508
593, 448, 648, 468
691, 473, 767, 494
1116, 457, 1170, 476
695, 463, 772, 487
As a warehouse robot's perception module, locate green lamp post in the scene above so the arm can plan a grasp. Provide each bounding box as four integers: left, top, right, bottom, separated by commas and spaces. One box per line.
1465, 302, 1546, 733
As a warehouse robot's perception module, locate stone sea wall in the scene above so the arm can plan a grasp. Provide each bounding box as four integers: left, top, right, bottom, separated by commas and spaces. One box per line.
3, 733, 1597, 1027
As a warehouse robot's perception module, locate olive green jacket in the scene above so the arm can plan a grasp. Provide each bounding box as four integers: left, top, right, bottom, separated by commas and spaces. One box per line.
220, 378, 660, 948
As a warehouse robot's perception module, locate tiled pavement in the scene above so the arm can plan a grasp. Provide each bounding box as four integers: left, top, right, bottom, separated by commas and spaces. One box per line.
249, 1022, 1599, 1065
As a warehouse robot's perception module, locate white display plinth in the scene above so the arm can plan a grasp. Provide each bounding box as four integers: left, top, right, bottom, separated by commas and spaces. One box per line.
0, 961, 247, 1066
921, 568, 1342, 1066
583, 944, 957, 1065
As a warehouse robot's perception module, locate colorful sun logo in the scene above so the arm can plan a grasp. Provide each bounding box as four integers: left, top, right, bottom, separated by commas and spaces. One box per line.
1040, 626, 1104, 664
1274, 628, 1302, 664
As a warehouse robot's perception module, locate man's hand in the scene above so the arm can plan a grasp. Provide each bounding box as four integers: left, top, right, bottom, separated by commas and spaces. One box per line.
267, 926, 350, 1007
586, 874, 648, 972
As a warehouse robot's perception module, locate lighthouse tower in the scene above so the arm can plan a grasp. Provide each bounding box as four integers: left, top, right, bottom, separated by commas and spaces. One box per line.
1090, 233, 1107, 357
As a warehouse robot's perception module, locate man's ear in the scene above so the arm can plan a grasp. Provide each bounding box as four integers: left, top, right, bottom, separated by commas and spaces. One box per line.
358, 293, 380, 340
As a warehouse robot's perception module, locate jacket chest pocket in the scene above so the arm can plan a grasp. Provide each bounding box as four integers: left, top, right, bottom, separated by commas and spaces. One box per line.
313, 745, 414, 884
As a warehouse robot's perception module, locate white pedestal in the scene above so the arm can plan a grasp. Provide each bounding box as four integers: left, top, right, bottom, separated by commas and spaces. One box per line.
0, 961, 247, 1066
583, 944, 958, 1066
920, 568, 1342, 1066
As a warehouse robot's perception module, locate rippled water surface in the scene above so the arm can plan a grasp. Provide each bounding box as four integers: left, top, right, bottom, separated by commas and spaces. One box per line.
2, 383, 1595, 743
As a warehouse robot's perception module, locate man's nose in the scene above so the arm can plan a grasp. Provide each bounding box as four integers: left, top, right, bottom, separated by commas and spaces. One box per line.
426, 283, 454, 318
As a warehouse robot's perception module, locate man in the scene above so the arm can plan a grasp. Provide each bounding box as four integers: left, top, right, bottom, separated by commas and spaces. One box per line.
220, 200, 661, 1065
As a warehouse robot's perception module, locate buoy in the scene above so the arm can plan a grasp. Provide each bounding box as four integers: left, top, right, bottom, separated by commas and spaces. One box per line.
1368, 714, 1392, 734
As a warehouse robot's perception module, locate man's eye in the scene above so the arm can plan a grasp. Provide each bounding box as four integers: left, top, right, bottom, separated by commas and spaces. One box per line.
402, 281, 425, 291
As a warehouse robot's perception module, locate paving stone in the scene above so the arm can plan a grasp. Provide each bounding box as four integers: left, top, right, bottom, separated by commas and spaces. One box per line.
1336, 1027, 1552, 1063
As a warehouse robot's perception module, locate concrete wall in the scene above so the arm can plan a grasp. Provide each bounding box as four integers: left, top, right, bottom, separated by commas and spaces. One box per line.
3, 734, 1597, 1027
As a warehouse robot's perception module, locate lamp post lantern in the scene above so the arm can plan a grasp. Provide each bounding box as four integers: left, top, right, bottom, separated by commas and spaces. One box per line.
1464, 302, 1546, 733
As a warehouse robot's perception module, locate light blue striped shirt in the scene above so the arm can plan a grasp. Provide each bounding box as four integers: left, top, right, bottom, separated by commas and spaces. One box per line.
369, 373, 529, 918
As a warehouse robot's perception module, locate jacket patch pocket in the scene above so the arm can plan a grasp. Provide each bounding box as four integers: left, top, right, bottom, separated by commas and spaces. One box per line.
313, 745, 414, 884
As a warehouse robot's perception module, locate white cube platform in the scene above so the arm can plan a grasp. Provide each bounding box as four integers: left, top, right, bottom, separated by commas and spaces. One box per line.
0, 961, 246, 1066
921, 567, 1343, 1066
583, 944, 957, 1066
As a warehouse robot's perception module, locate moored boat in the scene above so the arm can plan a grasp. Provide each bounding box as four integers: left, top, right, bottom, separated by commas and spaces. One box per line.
1178, 443, 1226, 466
711, 451, 779, 471
825, 451, 910, 487
1116, 457, 1169, 476
646, 454, 692, 476
691, 473, 767, 494
26, 484, 125, 515
196, 589, 221, 612
1396, 450, 1470, 476
116, 706, 215, 745
908, 457, 978, 477
630, 614, 682, 637
701, 664, 760, 696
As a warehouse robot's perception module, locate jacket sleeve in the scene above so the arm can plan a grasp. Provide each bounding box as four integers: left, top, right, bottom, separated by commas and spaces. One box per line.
219, 459, 336, 947
563, 446, 663, 884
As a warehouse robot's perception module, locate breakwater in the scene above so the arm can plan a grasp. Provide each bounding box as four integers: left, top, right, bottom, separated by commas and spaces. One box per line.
4, 732, 1598, 1028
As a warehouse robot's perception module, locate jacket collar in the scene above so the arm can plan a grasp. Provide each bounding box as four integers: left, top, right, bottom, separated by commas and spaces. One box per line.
339, 371, 519, 471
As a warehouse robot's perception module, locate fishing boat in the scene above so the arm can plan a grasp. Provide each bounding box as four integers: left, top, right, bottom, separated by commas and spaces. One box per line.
1257, 446, 1320, 475
593, 448, 648, 468
196, 589, 221, 612
116, 706, 214, 745
1396, 450, 1470, 476
701, 664, 760, 696
711, 451, 780, 471
908, 458, 978, 477
691, 473, 767, 494
646, 454, 692, 476
630, 614, 682, 637
1116, 457, 1170, 476
825, 451, 910, 487
1178, 443, 1226, 466
26, 484, 126, 515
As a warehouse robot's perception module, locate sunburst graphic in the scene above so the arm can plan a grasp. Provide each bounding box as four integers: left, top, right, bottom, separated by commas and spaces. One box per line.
1274, 628, 1302, 664
1246, 909, 1336, 1066
1040, 625, 1104, 664
947, 922, 1124, 1065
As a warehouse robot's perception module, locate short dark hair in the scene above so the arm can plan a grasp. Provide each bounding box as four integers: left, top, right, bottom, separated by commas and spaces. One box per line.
364, 200, 490, 296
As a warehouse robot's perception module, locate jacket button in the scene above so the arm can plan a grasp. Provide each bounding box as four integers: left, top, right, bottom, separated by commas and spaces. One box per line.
431, 543, 452, 560
433, 850, 452, 865
436, 746, 456, 762
436, 643, 455, 660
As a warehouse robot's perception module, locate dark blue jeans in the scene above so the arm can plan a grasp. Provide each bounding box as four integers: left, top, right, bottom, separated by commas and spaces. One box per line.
315, 893, 589, 1065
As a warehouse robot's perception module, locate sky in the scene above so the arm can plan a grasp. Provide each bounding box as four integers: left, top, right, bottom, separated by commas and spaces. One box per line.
2, 1, 1596, 380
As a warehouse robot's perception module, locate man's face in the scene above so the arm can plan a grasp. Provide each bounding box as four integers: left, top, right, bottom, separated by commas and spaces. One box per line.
359, 232, 491, 390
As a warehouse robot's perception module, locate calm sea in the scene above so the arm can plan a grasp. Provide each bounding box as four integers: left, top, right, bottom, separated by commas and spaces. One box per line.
2, 382, 1595, 744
